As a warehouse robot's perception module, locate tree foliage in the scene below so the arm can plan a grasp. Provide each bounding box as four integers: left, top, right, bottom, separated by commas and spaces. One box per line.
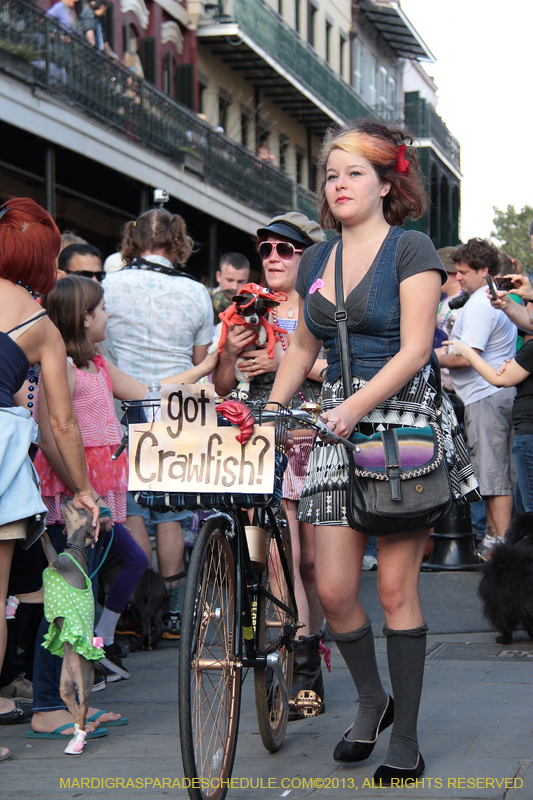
491, 204, 533, 273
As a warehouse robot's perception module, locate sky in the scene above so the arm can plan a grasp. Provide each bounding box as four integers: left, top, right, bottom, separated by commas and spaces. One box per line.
400, 0, 533, 242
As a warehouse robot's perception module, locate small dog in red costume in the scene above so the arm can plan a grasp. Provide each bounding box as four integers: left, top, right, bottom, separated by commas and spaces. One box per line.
217, 283, 288, 360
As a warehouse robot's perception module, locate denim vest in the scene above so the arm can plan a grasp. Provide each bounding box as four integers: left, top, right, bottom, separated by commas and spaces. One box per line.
304, 227, 406, 382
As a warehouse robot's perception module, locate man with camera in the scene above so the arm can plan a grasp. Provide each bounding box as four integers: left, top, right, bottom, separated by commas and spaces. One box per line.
435, 238, 517, 560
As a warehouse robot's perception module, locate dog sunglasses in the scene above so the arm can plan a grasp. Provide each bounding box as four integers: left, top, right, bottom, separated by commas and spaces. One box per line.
258, 241, 303, 260
64, 269, 106, 282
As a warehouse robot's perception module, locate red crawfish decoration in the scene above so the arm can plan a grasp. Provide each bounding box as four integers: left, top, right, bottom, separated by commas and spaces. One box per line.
217, 283, 288, 359
217, 400, 255, 445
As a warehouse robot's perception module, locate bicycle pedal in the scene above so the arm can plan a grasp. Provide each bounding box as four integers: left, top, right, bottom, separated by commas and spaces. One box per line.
292, 689, 322, 717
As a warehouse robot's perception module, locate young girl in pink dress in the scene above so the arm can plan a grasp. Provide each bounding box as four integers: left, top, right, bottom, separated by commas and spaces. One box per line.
31, 275, 216, 737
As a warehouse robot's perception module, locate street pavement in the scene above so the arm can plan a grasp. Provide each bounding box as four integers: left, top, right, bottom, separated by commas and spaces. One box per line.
2, 570, 532, 800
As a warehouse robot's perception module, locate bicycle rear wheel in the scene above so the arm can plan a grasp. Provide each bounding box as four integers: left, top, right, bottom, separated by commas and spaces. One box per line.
254, 505, 296, 752
179, 517, 242, 800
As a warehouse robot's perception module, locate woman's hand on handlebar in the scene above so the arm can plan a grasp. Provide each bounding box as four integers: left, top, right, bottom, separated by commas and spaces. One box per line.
319, 403, 358, 440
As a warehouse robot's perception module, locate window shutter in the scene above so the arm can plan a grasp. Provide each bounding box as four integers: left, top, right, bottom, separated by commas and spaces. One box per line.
176, 63, 195, 110
139, 37, 156, 85
102, 4, 114, 51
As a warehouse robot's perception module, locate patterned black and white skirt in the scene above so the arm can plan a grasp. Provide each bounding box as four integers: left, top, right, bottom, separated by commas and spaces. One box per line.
297, 368, 480, 527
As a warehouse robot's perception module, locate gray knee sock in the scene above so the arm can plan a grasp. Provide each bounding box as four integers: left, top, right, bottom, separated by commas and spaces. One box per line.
383, 623, 428, 769
327, 616, 388, 742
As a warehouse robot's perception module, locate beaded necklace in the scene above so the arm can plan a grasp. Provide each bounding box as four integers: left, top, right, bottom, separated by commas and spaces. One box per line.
437, 294, 455, 333
272, 307, 305, 404
17, 281, 38, 299
16, 281, 39, 416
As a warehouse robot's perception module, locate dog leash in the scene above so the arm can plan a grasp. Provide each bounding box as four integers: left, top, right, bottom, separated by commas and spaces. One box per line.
88, 506, 114, 580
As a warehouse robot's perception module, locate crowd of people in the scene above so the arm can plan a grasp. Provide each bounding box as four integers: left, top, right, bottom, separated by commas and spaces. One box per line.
0, 119, 531, 783
47, 0, 118, 60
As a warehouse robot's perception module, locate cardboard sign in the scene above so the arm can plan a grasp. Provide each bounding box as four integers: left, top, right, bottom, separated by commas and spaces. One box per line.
128, 422, 275, 494
160, 383, 217, 434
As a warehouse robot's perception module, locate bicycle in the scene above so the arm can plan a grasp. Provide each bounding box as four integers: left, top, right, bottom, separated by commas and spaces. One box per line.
120, 399, 359, 800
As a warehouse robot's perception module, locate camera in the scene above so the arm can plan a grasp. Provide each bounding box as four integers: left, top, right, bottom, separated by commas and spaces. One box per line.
448, 293, 469, 310
494, 276, 515, 292
153, 188, 169, 207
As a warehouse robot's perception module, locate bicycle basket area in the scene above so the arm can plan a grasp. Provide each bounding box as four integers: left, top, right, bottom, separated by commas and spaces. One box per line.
126, 401, 289, 512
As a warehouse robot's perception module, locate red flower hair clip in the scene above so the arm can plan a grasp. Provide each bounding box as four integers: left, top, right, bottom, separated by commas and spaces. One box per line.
394, 144, 411, 175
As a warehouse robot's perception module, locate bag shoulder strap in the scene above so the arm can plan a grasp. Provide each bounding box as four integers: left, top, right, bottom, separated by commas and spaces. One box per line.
334, 241, 353, 400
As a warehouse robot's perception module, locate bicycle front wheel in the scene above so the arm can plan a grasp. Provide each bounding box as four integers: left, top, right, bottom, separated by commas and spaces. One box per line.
179, 517, 242, 800
254, 505, 296, 752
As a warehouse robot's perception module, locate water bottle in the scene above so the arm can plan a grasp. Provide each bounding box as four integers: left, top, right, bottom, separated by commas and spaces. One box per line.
144, 381, 161, 423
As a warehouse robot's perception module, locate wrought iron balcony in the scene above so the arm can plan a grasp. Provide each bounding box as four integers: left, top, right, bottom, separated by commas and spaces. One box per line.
199, 0, 376, 129
403, 93, 460, 171
0, 0, 293, 216
295, 185, 319, 224
373, 96, 460, 172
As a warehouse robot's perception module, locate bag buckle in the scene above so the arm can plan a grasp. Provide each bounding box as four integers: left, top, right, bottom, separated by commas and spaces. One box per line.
334, 310, 347, 322
385, 464, 401, 501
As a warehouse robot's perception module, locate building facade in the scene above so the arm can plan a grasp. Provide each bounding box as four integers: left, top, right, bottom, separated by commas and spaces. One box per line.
0, 0, 460, 280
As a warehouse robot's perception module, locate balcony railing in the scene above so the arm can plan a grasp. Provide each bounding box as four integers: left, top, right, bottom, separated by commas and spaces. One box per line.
373, 99, 460, 171
205, 0, 376, 124
403, 94, 460, 170
0, 0, 293, 216
295, 184, 319, 224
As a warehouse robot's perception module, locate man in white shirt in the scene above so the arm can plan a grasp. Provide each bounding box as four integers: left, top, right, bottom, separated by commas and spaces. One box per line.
104, 241, 213, 639
436, 238, 517, 559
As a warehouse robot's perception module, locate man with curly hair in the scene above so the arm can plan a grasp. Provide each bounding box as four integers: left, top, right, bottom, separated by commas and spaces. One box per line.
435, 238, 517, 560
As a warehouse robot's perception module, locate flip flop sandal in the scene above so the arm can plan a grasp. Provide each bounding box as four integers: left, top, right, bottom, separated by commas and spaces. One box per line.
26, 724, 108, 739
87, 711, 128, 727
0, 748, 11, 763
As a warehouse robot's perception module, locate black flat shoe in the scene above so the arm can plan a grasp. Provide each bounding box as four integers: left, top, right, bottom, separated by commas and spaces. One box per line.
373, 753, 425, 786
333, 695, 394, 763
0, 700, 33, 725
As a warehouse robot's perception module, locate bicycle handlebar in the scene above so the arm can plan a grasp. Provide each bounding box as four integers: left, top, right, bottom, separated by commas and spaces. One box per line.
112, 400, 359, 459
252, 408, 360, 452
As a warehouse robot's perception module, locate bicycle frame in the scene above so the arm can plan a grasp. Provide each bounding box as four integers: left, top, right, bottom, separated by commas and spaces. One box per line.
224, 506, 299, 680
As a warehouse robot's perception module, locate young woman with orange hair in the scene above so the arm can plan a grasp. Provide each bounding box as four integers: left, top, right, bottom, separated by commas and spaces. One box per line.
267, 122, 449, 782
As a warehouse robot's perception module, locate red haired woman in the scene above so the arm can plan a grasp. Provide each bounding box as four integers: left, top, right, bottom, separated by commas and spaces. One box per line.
267, 122, 451, 782
0, 198, 100, 760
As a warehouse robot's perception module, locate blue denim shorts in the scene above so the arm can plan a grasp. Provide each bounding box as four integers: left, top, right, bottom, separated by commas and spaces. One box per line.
126, 491, 190, 523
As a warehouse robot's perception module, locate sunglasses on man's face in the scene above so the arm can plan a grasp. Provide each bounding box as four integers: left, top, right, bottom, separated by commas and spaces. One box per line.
65, 269, 106, 282
258, 241, 303, 261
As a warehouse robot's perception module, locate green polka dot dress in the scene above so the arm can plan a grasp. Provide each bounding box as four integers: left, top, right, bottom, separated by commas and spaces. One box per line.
42, 552, 104, 662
